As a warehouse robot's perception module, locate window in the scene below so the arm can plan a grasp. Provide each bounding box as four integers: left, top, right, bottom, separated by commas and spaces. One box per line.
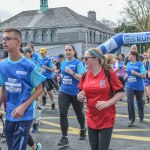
51, 30, 57, 42
99, 34, 102, 43
25, 32, 30, 43
90, 31, 92, 42
42, 31, 48, 43
34, 31, 39, 43
93, 32, 96, 42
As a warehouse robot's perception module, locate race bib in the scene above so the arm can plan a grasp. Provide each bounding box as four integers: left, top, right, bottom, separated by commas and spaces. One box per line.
5, 82, 22, 94
128, 76, 137, 82
62, 76, 72, 85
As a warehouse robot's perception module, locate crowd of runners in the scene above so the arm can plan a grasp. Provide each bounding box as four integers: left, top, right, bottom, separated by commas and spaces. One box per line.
0, 28, 150, 150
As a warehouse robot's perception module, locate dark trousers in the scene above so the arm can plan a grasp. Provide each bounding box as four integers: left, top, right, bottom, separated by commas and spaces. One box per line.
58, 91, 85, 136
5, 120, 33, 150
126, 88, 144, 122
88, 127, 113, 150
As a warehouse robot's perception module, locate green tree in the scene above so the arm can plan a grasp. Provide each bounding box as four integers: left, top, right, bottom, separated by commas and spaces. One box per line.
123, 0, 150, 31
114, 23, 138, 33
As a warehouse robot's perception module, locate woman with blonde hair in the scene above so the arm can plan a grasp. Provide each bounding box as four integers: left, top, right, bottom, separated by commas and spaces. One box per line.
77, 47, 124, 150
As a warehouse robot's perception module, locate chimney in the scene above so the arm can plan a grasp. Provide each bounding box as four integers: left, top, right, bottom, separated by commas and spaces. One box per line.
40, 0, 48, 13
88, 11, 96, 21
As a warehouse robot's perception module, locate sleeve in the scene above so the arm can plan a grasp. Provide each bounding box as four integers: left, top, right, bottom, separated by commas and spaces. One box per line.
78, 74, 84, 90
140, 64, 146, 74
49, 59, 54, 68
37, 54, 42, 63
30, 66, 46, 88
109, 70, 123, 92
0, 71, 4, 86
77, 62, 86, 75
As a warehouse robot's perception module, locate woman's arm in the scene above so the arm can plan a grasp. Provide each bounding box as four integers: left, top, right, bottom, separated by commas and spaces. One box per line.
96, 91, 124, 110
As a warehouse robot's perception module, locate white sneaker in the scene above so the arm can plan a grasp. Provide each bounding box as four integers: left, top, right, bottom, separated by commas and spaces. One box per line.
36, 143, 42, 150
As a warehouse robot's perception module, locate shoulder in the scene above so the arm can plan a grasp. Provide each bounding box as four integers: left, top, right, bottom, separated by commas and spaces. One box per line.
137, 61, 143, 66
23, 57, 36, 69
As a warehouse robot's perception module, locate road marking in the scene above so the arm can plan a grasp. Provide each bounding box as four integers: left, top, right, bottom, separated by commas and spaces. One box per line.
36, 113, 150, 142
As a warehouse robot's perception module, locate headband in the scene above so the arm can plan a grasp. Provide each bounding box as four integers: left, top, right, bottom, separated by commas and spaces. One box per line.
87, 49, 103, 60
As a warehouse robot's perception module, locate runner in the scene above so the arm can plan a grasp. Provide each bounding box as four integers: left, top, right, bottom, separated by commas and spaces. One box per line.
39, 48, 56, 110
0, 28, 45, 150
126, 50, 146, 127
57, 44, 86, 148
77, 47, 124, 150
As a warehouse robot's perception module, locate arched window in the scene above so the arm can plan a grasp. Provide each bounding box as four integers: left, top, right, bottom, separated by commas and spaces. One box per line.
25, 32, 30, 43
51, 30, 57, 42
34, 31, 39, 43
103, 34, 105, 42
93, 32, 96, 42
42, 31, 48, 43
90, 31, 92, 42
99, 33, 102, 43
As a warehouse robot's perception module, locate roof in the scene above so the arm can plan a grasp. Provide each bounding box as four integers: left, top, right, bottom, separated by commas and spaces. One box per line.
0, 7, 114, 34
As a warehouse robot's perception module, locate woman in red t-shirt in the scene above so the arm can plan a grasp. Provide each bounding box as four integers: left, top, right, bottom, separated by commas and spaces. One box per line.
78, 48, 124, 150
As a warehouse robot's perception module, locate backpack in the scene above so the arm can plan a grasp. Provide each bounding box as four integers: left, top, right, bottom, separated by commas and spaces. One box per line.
82, 69, 114, 98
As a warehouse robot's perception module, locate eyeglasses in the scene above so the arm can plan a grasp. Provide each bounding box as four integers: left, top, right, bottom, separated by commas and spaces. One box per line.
83, 56, 95, 61
2, 37, 18, 42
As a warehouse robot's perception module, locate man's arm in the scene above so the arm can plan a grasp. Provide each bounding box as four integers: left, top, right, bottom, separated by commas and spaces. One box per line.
11, 84, 43, 118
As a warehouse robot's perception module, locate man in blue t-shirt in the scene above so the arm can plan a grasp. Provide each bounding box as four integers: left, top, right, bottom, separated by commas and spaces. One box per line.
0, 28, 45, 150
39, 48, 57, 110
27, 42, 42, 64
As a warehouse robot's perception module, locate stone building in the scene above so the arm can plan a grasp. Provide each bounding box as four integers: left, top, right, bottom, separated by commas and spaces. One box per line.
0, 0, 115, 57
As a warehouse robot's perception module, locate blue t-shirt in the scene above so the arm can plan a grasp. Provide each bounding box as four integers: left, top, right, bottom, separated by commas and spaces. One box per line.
144, 60, 150, 84
40, 56, 54, 79
126, 61, 146, 90
60, 58, 86, 95
0, 56, 46, 122
31, 53, 42, 64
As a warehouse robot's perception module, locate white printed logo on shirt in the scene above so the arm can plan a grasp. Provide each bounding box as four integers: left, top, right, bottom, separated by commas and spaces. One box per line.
100, 80, 106, 88
16, 71, 27, 76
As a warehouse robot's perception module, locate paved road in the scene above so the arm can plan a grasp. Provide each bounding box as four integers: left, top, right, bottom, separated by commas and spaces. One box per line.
1, 95, 150, 150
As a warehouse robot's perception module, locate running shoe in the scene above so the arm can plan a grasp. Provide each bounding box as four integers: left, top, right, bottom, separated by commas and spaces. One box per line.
128, 120, 134, 127
58, 136, 69, 147
36, 143, 42, 150
79, 128, 86, 140
32, 123, 38, 133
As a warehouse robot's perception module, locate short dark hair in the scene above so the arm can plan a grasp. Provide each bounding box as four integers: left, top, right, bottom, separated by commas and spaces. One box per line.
23, 48, 32, 54
58, 54, 64, 58
4, 28, 22, 40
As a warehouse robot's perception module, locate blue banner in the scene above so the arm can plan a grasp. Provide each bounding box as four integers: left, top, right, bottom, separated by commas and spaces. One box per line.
98, 32, 150, 54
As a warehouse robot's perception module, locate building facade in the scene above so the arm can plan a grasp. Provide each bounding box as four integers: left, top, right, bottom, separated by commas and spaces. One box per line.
0, 0, 115, 57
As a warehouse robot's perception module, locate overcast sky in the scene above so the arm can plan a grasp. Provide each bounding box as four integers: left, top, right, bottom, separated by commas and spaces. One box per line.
0, 0, 127, 23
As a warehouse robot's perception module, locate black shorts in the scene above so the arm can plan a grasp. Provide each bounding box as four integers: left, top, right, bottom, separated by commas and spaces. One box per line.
42, 78, 59, 91
42, 78, 53, 91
